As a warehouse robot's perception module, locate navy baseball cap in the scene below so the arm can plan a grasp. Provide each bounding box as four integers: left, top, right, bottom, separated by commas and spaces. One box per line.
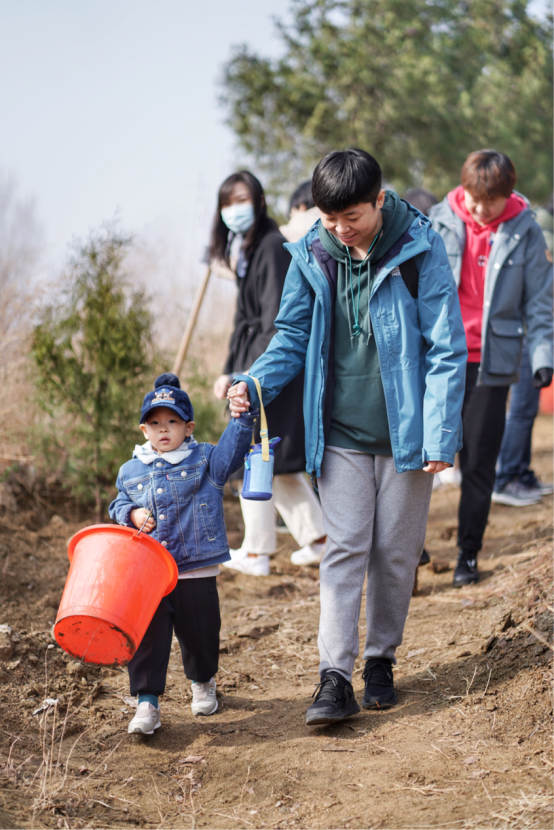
140, 373, 194, 424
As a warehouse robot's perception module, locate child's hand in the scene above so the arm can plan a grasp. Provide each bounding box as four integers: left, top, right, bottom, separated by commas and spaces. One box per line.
227, 381, 251, 418
131, 508, 156, 533
423, 461, 450, 473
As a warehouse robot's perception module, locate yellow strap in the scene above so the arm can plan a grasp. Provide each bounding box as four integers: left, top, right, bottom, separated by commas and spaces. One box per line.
250, 376, 269, 462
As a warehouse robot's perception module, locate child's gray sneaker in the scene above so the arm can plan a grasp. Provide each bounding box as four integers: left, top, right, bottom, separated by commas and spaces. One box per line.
191, 677, 218, 716
128, 702, 161, 735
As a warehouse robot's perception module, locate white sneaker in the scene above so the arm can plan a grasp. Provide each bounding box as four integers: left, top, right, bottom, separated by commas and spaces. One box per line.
438, 466, 462, 486
227, 546, 249, 561
128, 702, 161, 735
290, 541, 325, 566
223, 553, 270, 575
191, 677, 218, 716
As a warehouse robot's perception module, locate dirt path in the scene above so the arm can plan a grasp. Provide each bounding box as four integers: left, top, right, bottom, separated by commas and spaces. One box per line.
0, 416, 552, 829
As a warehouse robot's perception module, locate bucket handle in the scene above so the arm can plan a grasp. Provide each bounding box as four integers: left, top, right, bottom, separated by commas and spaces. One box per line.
250, 376, 269, 462
134, 510, 153, 537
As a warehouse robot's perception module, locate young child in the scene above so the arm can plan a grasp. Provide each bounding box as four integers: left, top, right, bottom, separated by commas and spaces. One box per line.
109, 372, 256, 735
228, 148, 467, 725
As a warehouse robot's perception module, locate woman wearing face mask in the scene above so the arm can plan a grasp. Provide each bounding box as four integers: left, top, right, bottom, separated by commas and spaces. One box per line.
210, 171, 326, 575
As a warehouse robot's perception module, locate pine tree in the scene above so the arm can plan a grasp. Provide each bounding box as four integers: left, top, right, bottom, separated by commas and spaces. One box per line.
32, 226, 156, 522
221, 0, 553, 202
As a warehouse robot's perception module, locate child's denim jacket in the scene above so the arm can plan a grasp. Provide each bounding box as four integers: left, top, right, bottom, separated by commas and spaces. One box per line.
109, 412, 256, 573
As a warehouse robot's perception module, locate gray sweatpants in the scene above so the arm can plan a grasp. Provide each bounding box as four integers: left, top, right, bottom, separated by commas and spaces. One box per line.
317, 447, 433, 679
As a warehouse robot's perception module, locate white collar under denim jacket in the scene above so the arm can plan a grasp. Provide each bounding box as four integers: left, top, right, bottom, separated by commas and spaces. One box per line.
133, 436, 198, 466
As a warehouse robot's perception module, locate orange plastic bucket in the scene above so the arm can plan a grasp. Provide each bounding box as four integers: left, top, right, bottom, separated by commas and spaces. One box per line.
54, 524, 178, 666
539, 384, 554, 415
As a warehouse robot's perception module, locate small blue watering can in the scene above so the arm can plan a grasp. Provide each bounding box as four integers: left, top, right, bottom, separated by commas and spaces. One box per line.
241, 376, 281, 501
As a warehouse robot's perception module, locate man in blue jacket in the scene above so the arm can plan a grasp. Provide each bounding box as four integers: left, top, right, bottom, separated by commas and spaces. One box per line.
229, 149, 467, 726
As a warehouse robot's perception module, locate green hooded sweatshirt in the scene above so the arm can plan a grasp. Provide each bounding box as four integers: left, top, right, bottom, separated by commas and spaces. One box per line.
319, 191, 414, 455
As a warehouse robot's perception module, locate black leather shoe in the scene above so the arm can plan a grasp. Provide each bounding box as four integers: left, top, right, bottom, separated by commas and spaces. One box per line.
453, 549, 480, 587
306, 671, 360, 725
362, 658, 397, 709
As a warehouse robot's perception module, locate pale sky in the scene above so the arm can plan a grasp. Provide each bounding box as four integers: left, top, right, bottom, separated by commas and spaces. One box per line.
0, 0, 287, 274
0, 0, 548, 282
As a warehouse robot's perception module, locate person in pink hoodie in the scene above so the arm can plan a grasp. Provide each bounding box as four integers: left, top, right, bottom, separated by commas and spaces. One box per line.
430, 150, 553, 586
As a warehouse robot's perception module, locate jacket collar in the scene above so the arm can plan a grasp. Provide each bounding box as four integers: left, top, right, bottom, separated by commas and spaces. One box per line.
432, 195, 535, 238
133, 437, 199, 466
286, 215, 432, 293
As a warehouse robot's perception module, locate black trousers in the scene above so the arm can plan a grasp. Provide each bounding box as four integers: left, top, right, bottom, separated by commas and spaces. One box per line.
128, 576, 220, 697
458, 363, 510, 553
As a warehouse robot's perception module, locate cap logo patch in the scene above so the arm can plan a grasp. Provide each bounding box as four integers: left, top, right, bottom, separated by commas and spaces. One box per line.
151, 389, 175, 406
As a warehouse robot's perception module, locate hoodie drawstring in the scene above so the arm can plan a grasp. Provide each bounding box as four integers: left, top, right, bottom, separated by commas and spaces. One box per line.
346, 231, 381, 339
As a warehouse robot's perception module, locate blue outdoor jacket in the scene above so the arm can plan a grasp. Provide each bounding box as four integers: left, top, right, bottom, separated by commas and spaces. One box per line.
235, 214, 468, 477
108, 412, 256, 573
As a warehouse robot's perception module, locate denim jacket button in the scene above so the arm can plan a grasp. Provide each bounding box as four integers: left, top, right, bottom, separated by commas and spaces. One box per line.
137, 483, 143, 490
159, 514, 166, 520
161, 540, 167, 547
157, 487, 163, 494
181, 471, 187, 477
156, 462, 162, 467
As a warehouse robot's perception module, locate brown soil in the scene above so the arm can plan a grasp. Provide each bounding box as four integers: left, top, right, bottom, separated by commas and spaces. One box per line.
0, 416, 552, 830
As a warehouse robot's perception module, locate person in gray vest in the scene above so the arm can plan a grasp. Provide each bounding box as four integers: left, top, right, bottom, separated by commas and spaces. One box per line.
430, 150, 553, 586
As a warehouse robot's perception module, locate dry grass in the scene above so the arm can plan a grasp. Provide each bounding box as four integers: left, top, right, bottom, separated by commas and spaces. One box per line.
460, 789, 554, 829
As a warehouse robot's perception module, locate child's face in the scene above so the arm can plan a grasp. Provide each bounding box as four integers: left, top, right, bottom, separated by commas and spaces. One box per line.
320, 190, 386, 252
140, 408, 195, 453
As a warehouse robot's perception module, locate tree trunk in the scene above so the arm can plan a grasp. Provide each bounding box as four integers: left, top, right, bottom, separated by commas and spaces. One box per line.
93, 443, 101, 524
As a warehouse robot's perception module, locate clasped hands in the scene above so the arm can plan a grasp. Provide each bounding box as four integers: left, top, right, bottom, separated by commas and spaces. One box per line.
227, 381, 450, 474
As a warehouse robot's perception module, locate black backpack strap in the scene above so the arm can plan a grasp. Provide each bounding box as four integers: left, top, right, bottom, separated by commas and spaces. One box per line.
399, 257, 419, 299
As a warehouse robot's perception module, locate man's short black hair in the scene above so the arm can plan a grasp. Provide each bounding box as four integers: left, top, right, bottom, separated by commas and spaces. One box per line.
312, 148, 382, 214
289, 180, 315, 212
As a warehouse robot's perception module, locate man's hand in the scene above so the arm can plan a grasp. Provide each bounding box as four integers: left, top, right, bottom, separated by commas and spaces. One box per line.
423, 460, 451, 474
131, 508, 156, 533
533, 367, 553, 389
214, 374, 232, 400
227, 381, 251, 418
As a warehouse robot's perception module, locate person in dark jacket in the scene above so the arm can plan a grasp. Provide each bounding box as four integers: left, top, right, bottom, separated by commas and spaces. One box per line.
210, 171, 326, 575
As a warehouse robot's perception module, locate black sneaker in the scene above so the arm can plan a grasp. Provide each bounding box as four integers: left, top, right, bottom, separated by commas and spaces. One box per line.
362, 658, 397, 709
418, 547, 430, 567
453, 549, 479, 587
306, 671, 360, 725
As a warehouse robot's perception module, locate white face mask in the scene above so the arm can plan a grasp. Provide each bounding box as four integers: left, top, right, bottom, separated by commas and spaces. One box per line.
221, 203, 255, 234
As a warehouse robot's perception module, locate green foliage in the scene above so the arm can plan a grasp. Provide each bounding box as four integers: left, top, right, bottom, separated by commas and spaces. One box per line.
221, 0, 553, 202
182, 362, 228, 446
31, 227, 156, 521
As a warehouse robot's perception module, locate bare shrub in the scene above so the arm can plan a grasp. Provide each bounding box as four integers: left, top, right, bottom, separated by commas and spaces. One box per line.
0, 172, 43, 466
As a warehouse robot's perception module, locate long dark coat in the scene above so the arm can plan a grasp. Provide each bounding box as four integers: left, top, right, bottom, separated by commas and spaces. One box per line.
223, 230, 306, 475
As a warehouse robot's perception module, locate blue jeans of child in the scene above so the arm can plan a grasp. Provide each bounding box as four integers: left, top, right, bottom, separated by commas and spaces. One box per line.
495, 340, 540, 491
